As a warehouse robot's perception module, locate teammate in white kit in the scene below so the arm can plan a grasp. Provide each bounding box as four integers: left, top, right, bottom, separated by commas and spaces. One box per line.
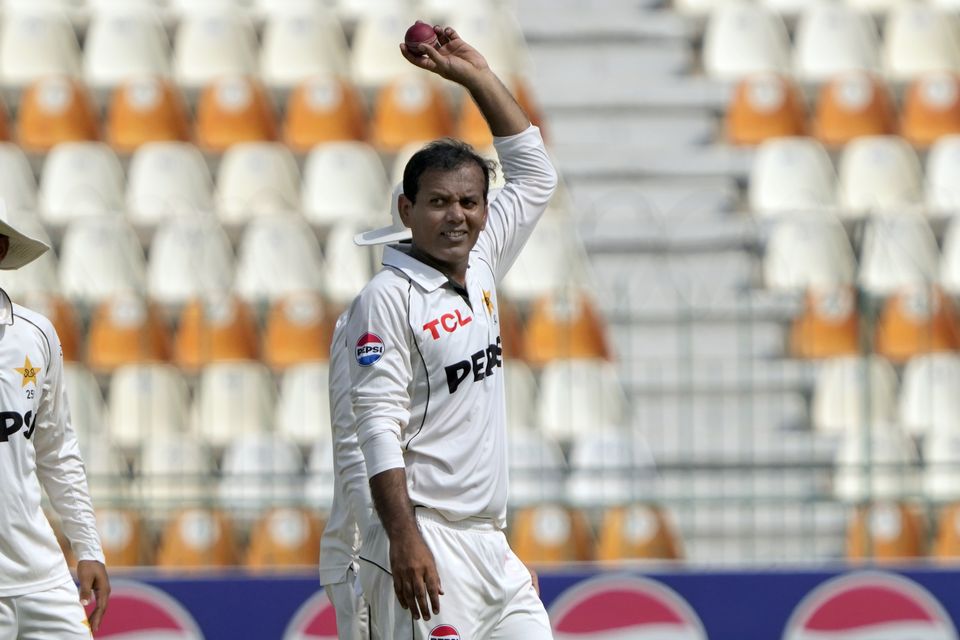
320, 183, 418, 640
0, 207, 110, 638
345, 25, 557, 639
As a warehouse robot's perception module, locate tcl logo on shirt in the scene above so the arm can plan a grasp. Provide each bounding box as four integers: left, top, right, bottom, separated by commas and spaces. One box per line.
423, 308, 473, 340
444, 337, 502, 394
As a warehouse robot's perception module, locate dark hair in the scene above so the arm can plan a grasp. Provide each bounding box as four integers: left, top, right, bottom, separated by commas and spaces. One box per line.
402, 138, 498, 204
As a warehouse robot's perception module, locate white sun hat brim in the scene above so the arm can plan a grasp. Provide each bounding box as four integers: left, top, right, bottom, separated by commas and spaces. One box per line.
354, 183, 502, 247
0, 201, 49, 270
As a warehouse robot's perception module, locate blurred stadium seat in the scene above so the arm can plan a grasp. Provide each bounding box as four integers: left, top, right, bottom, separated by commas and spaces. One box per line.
812, 72, 897, 148
301, 141, 388, 228
83, 9, 170, 91
147, 216, 234, 308
275, 360, 334, 449
40, 142, 125, 225
215, 142, 300, 224
96, 508, 147, 567
597, 505, 682, 561
793, 3, 879, 83
882, 5, 960, 81
193, 361, 276, 450
874, 286, 960, 363
837, 135, 923, 216
233, 216, 324, 305
926, 135, 960, 216
263, 293, 331, 370
0, 10, 81, 89
245, 507, 322, 568
725, 73, 806, 146
173, 295, 260, 370
899, 352, 960, 438
282, 74, 368, 151
156, 508, 239, 568
813, 356, 899, 435
789, 287, 861, 359
522, 290, 609, 366
127, 142, 212, 226
901, 73, 960, 148
702, 3, 790, 80
858, 215, 939, 297
107, 363, 189, 452
17, 76, 99, 154
217, 432, 303, 519
846, 502, 926, 562
86, 293, 170, 373
173, 10, 257, 90
59, 216, 146, 306
536, 359, 627, 443
370, 74, 454, 152
195, 76, 278, 153
510, 505, 594, 563
763, 217, 856, 293
106, 77, 191, 153
748, 137, 837, 216
260, 7, 349, 91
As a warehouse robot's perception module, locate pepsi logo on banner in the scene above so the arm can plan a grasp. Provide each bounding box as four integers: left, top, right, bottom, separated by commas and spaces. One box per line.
86, 580, 202, 639
429, 624, 461, 640
283, 591, 339, 640
549, 575, 707, 640
783, 571, 959, 640
355, 333, 384, 366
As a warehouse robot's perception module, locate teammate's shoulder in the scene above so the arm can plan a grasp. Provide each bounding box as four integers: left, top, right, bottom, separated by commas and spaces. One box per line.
12, 302, 55, 336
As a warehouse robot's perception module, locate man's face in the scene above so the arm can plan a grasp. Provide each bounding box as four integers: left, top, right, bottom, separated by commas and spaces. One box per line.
399, 163, 488, 279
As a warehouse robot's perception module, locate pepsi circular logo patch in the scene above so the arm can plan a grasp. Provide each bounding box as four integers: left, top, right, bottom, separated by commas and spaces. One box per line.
429, 624, 461, 640
356, 333, 385, 366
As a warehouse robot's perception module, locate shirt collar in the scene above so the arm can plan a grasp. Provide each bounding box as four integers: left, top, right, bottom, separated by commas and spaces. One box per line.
382, 244, 455, 293
0, 289, 13, 326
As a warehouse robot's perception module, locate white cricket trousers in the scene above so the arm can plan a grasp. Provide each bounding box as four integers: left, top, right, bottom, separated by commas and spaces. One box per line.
324, 568, 372, 640
0, 579, 91, 640
360, 508, 554, 640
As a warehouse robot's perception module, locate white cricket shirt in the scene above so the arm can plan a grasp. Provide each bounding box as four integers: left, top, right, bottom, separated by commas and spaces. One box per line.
319, 313, 374, 587
0, 291, 104, 597
346, 126, 557, 527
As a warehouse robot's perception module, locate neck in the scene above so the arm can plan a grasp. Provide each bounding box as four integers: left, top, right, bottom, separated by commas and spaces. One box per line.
408, 245, 466, 287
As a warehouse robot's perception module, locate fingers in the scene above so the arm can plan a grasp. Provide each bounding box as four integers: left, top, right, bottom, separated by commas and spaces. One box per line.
427, 573, 443, 615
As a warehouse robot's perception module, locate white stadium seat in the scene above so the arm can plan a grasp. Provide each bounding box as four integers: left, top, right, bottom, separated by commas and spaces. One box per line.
813, 356, 899, 435
215, 142, 301, 225
260, 7, 349, 90
899, 353, 960, 438
536, 358, 627, 443
322, 220, 376, 307
0, 144, 38, 215
59, 216, 146, 306
858, 215, 939, 297
702, 3, 791, 80
0, 10, 81, 88
748, 137, 837, 216
302, 141, 389, 228
350, 9, 420, 89
567, 427, 657, 508
147, 216, 234, 308
64, 362, 107, 448
40, 142, 126, 226
837, 136, 923, 217
218, 432, 303, 517
925, 135, 960, 217
233, 216, 324, 305
83, 10, 171, 91
173, 10, 258, 90
135, 432, 216, 517
763, 217, 857, 293
108, 363, 190, 450
193, 360, 276, 449
507, 429, 567, 508
883, 5, 960, 81
126, 142, 214, 227
834, 423, 920, 502
275, 361, 333, 450
794, 3, 879, 83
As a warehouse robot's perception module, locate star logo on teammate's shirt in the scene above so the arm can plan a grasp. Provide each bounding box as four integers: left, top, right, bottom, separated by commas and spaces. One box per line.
482, 289, 494, 315
15, 356, 39, 387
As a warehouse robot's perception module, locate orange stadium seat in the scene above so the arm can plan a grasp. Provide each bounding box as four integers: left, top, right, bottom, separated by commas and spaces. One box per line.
596, 505, 682, 561
846, 502, 926, 562
106, 77, 191, 154
173, 295, 260, 372
17, 76, 99, 153
156, 508, 239, 568
263, 292, 332, 370
875, 285, 960, 363
726, 72, 807, 146
522, 291, 610, 367
96, 508, 147, 567
510, 505, 594, 564
497, 296, 526, 361
813, 71, 897, 147
283, 74, 367, 153
900, 72, 960, 148
457, 79, 547, 148
86, 294, 170, 373
0, 99, 10, 141
790, 287, 861, 359
933, 503, 960, 558
245, 507, 323, 569
195, 76, 277, 154
19, 292, 82, 362
370, 75, 454, 152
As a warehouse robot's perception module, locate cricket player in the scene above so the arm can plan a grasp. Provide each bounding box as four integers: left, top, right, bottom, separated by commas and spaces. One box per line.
0, 206, 110, 637
345, 25, 558, 639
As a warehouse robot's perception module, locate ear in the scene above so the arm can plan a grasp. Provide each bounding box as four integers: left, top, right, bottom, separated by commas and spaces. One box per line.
398, 194, 414, 229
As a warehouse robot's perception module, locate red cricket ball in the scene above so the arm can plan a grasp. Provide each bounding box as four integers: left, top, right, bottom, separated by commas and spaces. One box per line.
405, 20, 439, 54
